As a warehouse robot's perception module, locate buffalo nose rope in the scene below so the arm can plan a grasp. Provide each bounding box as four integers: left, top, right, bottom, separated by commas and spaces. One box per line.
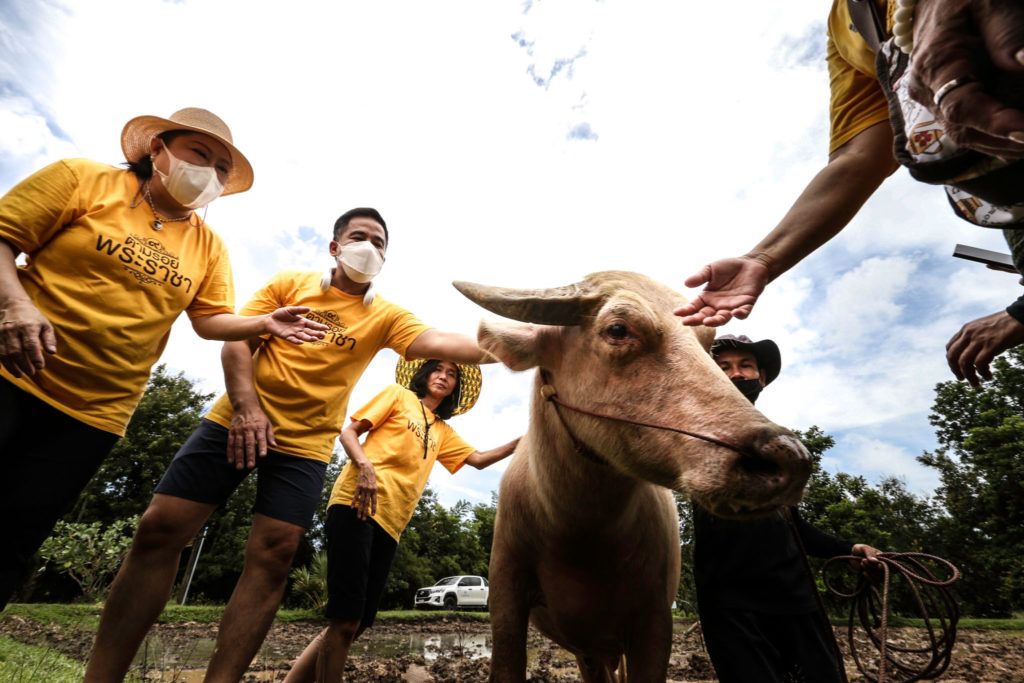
822, 552, 961, 682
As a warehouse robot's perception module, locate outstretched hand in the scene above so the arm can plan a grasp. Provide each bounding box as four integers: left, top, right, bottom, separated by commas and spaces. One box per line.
674, 257, 771, 326
266, 306, 328, 344
908, 0, 1024, 157
946, 309, 1024, 386
0, 300, 57, 377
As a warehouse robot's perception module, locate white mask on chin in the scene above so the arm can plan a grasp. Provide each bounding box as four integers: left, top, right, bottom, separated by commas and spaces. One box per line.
153, 145, 225, 209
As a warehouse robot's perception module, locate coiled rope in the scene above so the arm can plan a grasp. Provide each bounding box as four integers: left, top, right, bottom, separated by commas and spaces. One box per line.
822, 552, 961, 682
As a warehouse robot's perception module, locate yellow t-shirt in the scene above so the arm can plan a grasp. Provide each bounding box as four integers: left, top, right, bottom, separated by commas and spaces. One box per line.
204, 271, 431, 462
827, 0, 893, 153
327, 384, 476, 541
0, 159, 235, 435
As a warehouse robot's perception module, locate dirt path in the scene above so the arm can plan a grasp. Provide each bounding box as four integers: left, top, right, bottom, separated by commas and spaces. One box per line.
3, 615, 1023, 681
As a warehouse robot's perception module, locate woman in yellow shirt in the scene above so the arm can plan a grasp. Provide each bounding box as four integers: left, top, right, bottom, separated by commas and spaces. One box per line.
284, 358, 518, 682
0, 107, 326, 608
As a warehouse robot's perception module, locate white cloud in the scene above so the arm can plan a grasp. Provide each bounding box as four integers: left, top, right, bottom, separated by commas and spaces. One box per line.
828, 433, 940, 495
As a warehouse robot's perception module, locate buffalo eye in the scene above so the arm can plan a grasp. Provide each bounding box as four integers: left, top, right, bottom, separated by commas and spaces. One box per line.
604, 323, 632, 341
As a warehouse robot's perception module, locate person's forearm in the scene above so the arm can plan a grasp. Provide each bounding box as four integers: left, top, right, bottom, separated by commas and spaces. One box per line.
791, 508, 855, 558
406, 329, 495, 364
0, 239, 31, 309
191, 312, 271, 341
340, 429, 374, 470
467, 437, 520, 469
222, 340, 261, 411
747, 122, 898, 282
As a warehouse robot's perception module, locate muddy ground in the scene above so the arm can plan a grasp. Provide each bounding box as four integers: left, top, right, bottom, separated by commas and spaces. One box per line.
3, 614, 1023, 682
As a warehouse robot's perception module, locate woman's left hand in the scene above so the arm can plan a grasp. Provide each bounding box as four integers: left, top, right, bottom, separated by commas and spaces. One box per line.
265, 306, 328, 344
353, 464, 378, 520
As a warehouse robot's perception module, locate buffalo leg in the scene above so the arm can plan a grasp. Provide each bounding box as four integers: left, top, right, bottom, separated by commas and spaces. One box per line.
575, 654, 618, 683
488, 544, 533, 682
621, 607, 672, 682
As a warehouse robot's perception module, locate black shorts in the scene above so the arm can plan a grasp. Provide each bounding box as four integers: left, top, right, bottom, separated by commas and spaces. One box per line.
0, 379, 119, 608
324, 504, 398, 626
155, 419, 327, 528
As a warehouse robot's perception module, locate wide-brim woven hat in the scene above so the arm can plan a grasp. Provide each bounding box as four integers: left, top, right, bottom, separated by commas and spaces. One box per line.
395, 358, 482, 416
711, 334, 781, 385
121, 107, 254, 195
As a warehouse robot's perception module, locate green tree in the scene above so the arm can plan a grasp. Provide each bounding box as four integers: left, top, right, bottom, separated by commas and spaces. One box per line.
918, 347, 1024, 617
71, 364, 213, 524
37, 516, 139, 602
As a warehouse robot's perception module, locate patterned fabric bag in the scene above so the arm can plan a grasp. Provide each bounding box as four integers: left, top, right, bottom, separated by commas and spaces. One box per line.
875, 41, 1024, 227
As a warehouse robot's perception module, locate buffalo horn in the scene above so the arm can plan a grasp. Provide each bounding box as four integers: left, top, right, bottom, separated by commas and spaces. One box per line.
452, 280, 603, 326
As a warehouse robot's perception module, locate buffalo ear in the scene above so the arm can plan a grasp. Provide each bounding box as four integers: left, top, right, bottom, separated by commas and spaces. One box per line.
694, 324, 715, 352
478, 320, 545, 371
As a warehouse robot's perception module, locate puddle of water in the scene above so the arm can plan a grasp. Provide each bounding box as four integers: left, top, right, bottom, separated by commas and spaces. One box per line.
355, 632, 492, 660
144, 669, 280, 682
131, 630, 495, 679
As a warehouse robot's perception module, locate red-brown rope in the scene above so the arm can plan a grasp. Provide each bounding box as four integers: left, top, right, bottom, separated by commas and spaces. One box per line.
822, 552, 961, 682
539, 380, 756, 458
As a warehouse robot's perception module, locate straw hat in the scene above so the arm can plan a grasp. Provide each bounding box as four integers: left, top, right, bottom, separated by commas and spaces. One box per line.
395, 358, 482, 416
121, 108, 254, 195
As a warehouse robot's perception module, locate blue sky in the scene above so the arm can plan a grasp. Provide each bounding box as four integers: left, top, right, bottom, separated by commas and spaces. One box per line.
2, 0, 1018, 508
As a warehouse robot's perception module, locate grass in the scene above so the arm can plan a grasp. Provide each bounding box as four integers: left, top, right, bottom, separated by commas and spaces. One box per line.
5, 603, 1023, 631
0, 636, 86, 682
0, 603, 493, 632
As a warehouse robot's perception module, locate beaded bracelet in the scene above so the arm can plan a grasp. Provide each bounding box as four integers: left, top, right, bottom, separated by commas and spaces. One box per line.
892, 0, 915, 54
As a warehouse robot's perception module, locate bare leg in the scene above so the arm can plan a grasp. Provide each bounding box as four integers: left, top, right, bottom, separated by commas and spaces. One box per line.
282, 628, 326, 683
84, 494, 215, 682
317, 619, 361, 682
203, 513, 305, 683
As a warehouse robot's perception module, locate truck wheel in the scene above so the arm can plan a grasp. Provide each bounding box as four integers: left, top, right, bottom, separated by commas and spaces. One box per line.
444, 593, 458, 610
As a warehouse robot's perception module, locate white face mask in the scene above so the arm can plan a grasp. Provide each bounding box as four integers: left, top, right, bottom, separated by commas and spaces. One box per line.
336, 240, 385, 283
153, 145, 225, 209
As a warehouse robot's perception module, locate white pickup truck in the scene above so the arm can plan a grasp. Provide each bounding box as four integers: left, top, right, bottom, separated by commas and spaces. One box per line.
413, 575, 489, 610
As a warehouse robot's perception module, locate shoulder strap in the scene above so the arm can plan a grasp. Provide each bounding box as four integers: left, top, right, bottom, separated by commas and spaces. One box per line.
847, 0, 886, 53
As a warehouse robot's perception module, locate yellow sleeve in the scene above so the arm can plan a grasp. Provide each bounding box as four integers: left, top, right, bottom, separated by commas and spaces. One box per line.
0, 160, 86, 254
351, 384, 403, 429
435, 426, 476, 475
186, 236, 235, 318
827, 4, 891, 154
239, 272, 289, 317
383, 305, 432, 360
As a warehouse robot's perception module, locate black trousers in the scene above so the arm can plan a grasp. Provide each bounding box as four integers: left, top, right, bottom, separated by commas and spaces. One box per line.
0, 379, 118, 608
700, 607, 844, 683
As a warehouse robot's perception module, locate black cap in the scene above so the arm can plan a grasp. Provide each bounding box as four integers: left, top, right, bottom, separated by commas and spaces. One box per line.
711, 334, 781, 385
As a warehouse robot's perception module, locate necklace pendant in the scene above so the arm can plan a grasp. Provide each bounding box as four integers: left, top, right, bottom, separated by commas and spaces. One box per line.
151, 220, 163, 231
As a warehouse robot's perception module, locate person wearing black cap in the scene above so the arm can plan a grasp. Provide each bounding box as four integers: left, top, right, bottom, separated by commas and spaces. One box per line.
692, 334, 881, 682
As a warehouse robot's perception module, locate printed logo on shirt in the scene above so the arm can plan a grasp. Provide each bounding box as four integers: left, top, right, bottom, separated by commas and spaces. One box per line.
306, 310, 358, 350
407, 419, 439, 454
95, 233, 193, 293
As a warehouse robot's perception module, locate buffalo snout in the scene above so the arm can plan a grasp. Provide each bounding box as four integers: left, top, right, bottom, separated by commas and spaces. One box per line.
700, 430, 811, 520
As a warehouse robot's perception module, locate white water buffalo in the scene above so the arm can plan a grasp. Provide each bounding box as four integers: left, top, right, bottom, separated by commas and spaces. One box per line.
454, 271, 811, 683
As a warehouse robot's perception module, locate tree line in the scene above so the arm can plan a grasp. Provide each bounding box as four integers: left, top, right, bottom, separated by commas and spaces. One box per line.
20, 349, 1024, 617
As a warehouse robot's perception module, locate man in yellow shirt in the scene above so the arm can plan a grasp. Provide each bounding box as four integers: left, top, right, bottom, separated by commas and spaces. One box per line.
678, 0, 1024, 386
283, 358, 518, 682
86, 209, 494, 683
